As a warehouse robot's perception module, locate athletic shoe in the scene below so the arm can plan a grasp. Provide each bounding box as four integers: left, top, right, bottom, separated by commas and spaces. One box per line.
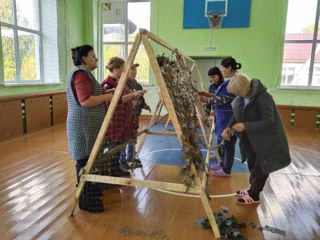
211, 169, 230, 177
132, 158, 143, 168
209, 163, 222, 170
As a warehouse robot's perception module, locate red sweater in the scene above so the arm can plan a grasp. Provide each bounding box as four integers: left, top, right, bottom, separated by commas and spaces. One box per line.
101, 76, 134, 143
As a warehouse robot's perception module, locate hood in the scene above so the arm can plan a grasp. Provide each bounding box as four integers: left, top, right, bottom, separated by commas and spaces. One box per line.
249, 78, 267, 99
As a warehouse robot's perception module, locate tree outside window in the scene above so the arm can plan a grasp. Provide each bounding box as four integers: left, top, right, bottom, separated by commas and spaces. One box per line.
0, 0, 41, 84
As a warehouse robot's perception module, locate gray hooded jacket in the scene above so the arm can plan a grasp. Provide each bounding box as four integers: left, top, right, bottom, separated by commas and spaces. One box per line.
227, 79, 291, 175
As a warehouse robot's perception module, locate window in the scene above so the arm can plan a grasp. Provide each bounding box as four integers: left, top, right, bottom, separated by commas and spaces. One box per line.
0, 0, 59, 85
281, 0, 320, 88
102, 1, 150, 83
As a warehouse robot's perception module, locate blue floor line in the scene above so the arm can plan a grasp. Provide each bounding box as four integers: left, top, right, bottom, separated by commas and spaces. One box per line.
139, 122, 249, 173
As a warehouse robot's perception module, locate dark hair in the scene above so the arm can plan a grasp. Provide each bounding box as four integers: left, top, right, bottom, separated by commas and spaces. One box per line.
71, 44, 94, 66
208, 66, 224, 82
106, 57, 125, 72
221, 57, 242, 71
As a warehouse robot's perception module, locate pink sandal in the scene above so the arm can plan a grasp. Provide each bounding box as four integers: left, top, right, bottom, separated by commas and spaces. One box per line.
237, 195, 260, 205
236, 189, 250, 197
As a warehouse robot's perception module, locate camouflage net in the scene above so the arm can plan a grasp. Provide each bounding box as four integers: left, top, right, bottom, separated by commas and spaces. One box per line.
157, 53, 205, 179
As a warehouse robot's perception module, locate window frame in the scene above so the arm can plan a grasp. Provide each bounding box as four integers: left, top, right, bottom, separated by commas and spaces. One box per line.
0, 0, 44, 85
100, 0, 151, 85
281, 0, 320, 89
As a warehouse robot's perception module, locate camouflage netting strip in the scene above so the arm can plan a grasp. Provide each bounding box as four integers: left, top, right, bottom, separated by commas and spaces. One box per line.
156, 53, 204, 176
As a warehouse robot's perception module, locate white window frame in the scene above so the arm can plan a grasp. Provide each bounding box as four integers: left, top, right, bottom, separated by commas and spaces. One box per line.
95, 0, 150, 84
0, 0, 43, 84
281, 0, 320, 89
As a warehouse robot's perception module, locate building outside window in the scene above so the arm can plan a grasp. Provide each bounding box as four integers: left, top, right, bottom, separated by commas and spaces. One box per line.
281, 0, 320, 88
102, 1, 150, 83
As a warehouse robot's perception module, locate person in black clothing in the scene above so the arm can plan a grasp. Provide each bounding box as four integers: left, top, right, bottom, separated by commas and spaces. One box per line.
223, 73, 291, 204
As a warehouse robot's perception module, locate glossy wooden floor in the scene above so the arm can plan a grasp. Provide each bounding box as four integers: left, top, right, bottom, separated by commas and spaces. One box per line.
0, 124, 319, 240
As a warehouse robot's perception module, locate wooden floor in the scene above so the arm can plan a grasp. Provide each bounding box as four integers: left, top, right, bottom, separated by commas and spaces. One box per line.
0, 123, 319, 240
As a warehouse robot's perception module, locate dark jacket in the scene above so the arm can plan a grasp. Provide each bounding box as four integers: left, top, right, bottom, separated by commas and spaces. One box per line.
227, 79, 291, 175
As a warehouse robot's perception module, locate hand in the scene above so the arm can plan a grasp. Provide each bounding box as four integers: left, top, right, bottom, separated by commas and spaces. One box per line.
104, 88, 115, 94
134, 90, 147, 97
198, 91, 215, 98
209, 110, 215, 116
199, 95, 209, 102
144, 105, 151, 113
221, 127, 232, 140
232, 123, 246, 132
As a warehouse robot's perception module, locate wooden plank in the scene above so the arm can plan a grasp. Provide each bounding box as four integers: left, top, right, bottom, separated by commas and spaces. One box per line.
136, 99, 163, 155
146, 130, 209, 139
25, 96, 51, 133
277, 108, 292, 129
195, 104, 209, 147
52, 94, 68, 125
141, 33, 184, 146
194, 61, 207, 91
0, 90, 65, 103
142, 29, 196, 64
84, 174, 200, 194
141, 30, 220, 238
0, 100, 23, 142
294, 109, 318, 129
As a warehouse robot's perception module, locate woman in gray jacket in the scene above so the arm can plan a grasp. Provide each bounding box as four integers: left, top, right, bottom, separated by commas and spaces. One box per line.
222, 73, 291, 204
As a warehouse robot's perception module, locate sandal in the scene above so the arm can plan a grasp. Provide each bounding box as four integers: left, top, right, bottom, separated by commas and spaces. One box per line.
237, 195, 260, 205
236, 189, 250, 197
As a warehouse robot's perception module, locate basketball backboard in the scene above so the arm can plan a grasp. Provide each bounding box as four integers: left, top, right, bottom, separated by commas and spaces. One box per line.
183, 0, 251, 29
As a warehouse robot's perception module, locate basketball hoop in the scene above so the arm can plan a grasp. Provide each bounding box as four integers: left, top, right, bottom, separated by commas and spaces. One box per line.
206, 10, 225, 29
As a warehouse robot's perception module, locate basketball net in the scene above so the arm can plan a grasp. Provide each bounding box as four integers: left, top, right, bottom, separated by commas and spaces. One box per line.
205, 11, 224, 51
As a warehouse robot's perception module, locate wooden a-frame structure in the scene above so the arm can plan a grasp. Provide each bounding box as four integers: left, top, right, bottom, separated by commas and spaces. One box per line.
68, 29, 221, 239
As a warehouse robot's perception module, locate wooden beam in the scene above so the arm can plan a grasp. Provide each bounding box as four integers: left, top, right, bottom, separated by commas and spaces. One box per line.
141, 29, 196, 64
84, 174, 200, 194
141, 33, 184, 146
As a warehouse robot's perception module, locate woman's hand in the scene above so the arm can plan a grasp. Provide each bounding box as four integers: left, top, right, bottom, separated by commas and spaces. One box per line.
134, 89, 147, 97
199, 91, 215, 98
232, 123, 246, 132
221, 127, 232, 140
199, 95, 209, 102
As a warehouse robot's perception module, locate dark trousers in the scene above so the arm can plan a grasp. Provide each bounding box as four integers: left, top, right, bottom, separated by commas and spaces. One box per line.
76, 157, 89, 184
246, 140, 269, 200
219, 135, 237, 174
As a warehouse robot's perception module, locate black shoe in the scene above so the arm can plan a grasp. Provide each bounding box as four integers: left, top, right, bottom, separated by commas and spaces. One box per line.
78, 193, 104, 213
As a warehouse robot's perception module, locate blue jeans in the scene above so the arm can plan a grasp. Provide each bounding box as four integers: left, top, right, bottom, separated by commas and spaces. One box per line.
107, 140, 124, 165
120, 140, 135, 163
126, 141, 134, 162
119, 146, 127, 164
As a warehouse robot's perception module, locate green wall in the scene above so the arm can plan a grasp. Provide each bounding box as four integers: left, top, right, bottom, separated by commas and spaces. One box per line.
1, 0, 319, 107
151, 0, 320, 107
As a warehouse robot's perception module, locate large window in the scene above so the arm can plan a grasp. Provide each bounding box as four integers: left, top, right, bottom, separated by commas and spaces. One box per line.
102, 1, 150, 83
281, 0, 320, 88
0, 0, 59, 85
